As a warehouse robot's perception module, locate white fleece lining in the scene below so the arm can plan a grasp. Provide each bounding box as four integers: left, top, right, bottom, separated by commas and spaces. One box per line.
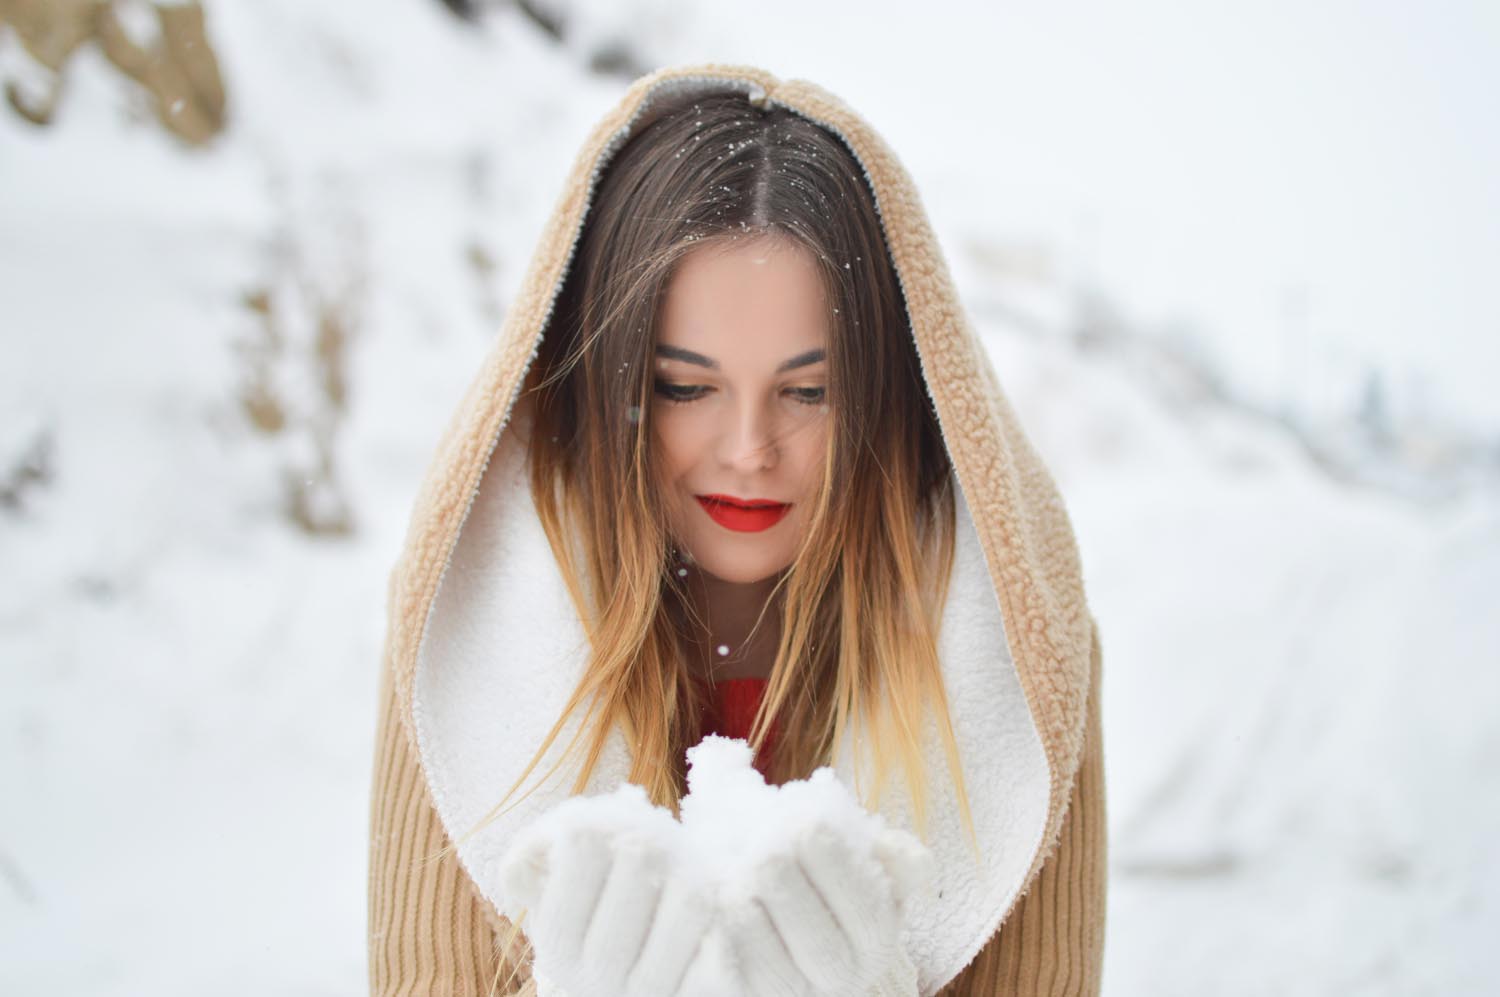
412, 401, 1051, 994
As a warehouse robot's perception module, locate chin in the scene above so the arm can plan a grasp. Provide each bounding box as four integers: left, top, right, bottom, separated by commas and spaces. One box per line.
691, 550, 791, 585
678, 533, 794, 585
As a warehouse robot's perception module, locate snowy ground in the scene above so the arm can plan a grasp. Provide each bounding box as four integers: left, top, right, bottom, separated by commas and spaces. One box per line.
2, 2, 1497, 994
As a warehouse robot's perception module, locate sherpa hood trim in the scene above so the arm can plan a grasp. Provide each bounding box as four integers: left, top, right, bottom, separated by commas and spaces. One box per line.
381, 63, 1095, 994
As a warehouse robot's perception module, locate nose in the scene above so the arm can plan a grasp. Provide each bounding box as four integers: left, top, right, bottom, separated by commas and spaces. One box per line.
717, 396, 780, 472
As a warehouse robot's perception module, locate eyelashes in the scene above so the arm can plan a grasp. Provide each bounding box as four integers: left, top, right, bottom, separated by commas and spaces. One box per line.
652, 380, 827, 407
653, 382, 706, 404
785, 387, 827, 405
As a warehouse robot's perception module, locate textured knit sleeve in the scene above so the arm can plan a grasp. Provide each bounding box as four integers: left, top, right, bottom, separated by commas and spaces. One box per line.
367, 663, 539, 997
936, 614, 1109, 996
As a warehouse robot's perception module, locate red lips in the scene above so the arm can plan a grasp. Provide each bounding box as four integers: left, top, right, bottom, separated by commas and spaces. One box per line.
696, 494, 791, 532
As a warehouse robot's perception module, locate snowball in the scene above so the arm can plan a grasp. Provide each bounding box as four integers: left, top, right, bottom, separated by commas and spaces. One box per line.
677, 736, 933, 910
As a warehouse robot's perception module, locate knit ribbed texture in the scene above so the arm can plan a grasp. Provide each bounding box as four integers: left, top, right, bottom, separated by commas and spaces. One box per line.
368, 662, 538, 997
367, 617, 1106, 995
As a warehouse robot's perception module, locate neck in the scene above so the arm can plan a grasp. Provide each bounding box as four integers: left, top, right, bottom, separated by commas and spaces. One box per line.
676, 568, 785, 681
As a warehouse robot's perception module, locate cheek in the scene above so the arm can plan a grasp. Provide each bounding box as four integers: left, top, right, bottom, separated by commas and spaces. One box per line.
798, 416, 834, 467
650, 411, 691, 475
789, 420, 830, 491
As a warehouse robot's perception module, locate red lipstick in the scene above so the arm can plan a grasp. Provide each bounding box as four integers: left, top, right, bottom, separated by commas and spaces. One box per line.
695, 494, 791, 532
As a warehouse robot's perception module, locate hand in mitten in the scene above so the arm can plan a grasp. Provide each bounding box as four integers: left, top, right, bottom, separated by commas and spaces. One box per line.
494, 784, 727, 997
679, 738, 935, 997
723, 819, 930, 996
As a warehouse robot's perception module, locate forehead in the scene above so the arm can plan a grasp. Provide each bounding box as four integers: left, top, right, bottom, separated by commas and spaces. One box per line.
658, 235, 829, 359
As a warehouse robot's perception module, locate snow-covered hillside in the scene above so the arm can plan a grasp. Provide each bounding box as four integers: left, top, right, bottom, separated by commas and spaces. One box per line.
2, 2, 1496, 994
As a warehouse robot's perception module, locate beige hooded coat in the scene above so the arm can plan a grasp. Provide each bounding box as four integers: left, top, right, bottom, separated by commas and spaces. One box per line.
367, 63, 1108, 996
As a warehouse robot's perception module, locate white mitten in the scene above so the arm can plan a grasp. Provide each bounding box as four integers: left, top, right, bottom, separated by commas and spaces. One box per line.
724, 821, 930, 996
680, 738, 935, 997
495, 783, 727, 997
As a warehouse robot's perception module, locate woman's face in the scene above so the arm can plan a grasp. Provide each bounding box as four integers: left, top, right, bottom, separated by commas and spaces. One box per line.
652, 233, 831, 585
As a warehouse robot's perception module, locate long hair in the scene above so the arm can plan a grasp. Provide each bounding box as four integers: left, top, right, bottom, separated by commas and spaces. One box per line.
459, 89, 975, 866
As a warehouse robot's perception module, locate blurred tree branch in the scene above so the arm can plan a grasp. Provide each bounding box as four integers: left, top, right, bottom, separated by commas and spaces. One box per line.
0, 0, 225, 144
431, 0, 648, 78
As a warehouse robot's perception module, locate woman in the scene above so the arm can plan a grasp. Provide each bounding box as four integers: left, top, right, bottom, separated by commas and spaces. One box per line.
368, 63, 1107, 996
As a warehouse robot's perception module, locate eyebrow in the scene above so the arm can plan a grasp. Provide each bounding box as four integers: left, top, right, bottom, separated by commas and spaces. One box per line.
655, 345, 827, 373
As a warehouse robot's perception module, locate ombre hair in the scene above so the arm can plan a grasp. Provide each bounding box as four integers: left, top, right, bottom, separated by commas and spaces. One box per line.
460, 89, 975, 868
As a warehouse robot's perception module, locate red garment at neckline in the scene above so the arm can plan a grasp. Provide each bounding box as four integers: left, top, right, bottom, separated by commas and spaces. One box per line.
696, 676, 780, 780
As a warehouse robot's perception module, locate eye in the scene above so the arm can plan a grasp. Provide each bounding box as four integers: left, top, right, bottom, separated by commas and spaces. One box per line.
785, 386, 826, 406
653, 380, 707, 404
652, 380, 827, 406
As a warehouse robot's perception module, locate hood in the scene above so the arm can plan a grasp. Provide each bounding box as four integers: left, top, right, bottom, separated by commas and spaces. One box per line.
382, 63, 1096, 994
